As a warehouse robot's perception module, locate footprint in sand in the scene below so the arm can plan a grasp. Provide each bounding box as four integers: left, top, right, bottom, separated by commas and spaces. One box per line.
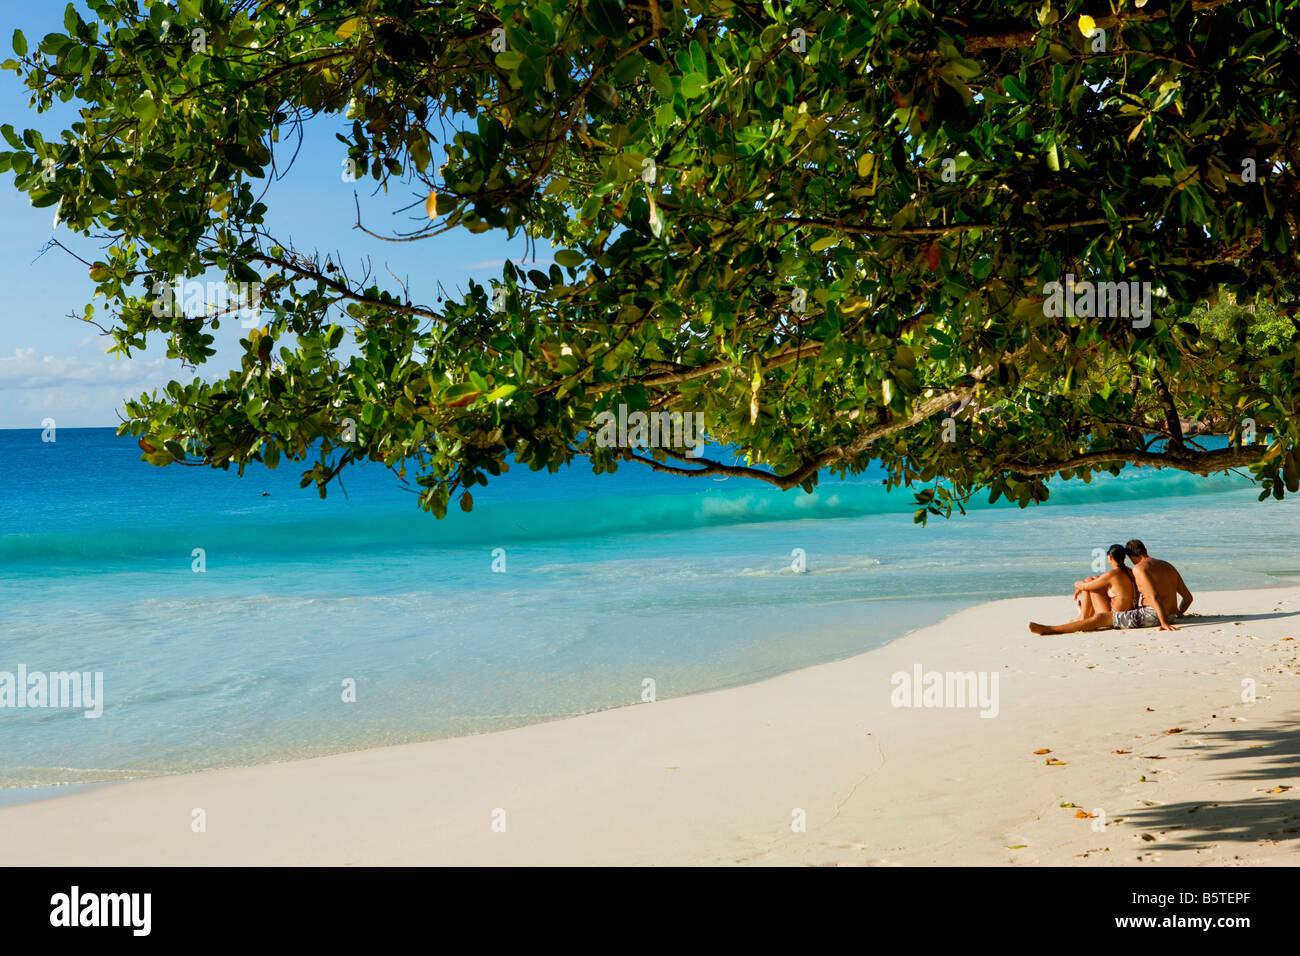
1075, 847, 1111, 858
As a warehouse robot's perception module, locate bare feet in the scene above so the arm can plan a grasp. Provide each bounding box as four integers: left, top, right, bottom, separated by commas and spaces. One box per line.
1029, 622, 1051, 635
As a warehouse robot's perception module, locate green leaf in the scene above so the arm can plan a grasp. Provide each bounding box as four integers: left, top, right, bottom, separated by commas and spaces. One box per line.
529, 9, 556, 47
133, 91, 157, 123
484, 383, 517, 402
223, 144, 267, 177
494, 49, 523, 71
12, 30, 26, 57
443, 383, 481, 406
90, 166, 118, 199
681, 72, 707, 98
650, 66, 673, 99
587, 0, 626, 39
1002, 75, 1030, 102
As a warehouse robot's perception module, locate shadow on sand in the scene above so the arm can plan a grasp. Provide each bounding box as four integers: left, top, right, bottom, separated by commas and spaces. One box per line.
1178, 610, 1300, 626
1122, 713, 1300, 854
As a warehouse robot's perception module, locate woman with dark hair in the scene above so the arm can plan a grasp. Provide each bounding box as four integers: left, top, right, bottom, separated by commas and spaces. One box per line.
1029, 544, 1139, 635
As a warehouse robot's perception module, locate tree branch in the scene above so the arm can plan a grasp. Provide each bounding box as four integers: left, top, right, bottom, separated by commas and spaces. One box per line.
960, 0, 1234, 54
612, 378, 989, 490
1009, 443, 1270, 478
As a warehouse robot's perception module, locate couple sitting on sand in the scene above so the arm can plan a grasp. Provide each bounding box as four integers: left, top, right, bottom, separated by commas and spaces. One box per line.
1029, 539, 1194, 635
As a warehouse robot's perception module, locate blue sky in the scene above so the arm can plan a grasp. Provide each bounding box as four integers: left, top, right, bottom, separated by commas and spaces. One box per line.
0, 0, 543, 429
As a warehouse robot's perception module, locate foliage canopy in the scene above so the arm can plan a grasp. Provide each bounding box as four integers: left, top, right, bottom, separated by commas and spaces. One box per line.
5, 0, 1300, 519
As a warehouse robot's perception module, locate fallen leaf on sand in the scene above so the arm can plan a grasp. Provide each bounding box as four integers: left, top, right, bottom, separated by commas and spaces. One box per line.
1266, 786, 1292, 793
1114, 749, 1131, 754
1165, 728, 1185, 734
1074, 809, 1097, 819
1034, 748, 1052, 755
1045, 758, 1067, 766
1060, 801, 1077, 808
1140, 833, 1157, 842
1006, 844, 1027, 849
1146, 707, 1155, 712
1142, 755, 1166, 760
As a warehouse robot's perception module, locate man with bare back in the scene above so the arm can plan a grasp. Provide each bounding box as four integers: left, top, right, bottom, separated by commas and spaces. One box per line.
1122, 538, 1194, 631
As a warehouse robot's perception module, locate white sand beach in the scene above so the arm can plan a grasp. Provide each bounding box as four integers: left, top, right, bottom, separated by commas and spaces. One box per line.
3, 586, 1298, 866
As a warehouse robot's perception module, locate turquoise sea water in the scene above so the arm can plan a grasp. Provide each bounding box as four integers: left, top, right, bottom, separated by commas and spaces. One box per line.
1, 427, 1297, 791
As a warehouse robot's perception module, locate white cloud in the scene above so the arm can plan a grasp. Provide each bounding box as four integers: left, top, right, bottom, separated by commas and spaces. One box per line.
0, 347, 178, 428
461, 258, 555, 271
0, 347, 169, 390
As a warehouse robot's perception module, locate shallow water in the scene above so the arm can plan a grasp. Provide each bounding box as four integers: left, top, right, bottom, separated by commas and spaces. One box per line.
1, 427, 1296, 789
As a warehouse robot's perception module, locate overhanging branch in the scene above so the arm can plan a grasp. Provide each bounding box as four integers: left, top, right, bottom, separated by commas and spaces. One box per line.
611, 379, 985, 490
959, 0, 1234, 53
1009, 443, 1271, 478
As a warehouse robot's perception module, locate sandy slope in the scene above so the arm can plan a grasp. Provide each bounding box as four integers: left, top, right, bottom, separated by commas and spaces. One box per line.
3, 587, 1298, 866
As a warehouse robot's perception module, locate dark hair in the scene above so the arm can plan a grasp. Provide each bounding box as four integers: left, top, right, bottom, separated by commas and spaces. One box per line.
1125, 539, 1148, 558
1107, 544, 1129, 566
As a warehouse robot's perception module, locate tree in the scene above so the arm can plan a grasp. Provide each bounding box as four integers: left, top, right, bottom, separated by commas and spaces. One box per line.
4, 0, 1299, 521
